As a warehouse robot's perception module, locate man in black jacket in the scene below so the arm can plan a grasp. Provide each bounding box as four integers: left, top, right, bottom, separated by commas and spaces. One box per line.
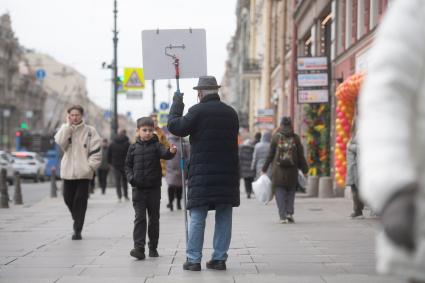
168, 76, 240, 271
108, 129, 130, 201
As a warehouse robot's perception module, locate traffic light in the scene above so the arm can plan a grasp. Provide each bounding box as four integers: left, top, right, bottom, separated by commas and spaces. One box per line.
20, 122, 28, 129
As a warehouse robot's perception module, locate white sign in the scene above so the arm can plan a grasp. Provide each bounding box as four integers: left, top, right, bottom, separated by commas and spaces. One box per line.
257, 109, 274, 116
297, 73, 328, 87
126, 91, 144, 99
142, 29, 207, 80
298, 89, 329, 103
297, 57, 328, 71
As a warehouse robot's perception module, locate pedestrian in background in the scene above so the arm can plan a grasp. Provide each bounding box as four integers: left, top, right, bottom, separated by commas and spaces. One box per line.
346, 118, 363, 218
55, 105, 102, 240
359, 1, 425, 281
262, 117, 308, 224
125, 117, 176, 260
108, 129, 130, 202
150, 112, 170, 177
239, 139, 255, 199
168, 76, 240, 272
165, 134, 189, 211
97, 138, 109, 195
251, 131, 272, 180
254, 132, 262, 145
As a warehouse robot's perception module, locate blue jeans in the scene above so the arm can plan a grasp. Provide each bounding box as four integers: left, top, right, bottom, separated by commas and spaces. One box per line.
186, 205, 233, 263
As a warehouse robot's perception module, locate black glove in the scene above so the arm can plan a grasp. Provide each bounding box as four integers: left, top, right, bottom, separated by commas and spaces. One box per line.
174, 90, 184, 97
381, 184, 417, 252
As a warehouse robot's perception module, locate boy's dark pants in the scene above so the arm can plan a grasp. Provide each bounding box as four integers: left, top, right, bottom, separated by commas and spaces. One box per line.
63, 179, 90, 233
132, 187, 161, 251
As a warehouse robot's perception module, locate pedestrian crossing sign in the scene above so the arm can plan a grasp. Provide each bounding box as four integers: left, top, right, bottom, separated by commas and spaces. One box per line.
123, 68, 145, 90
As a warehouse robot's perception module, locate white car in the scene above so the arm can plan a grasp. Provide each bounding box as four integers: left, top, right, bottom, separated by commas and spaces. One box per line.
12, 151, 46, 182
0, 151, 15, 185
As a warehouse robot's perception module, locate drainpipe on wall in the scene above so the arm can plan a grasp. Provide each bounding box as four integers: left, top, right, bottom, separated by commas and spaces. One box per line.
289, 0, 297, 124
279, 0, 288, 122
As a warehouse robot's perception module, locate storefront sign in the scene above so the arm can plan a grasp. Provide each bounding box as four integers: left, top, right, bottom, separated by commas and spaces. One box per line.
297, 73, 328, 87
297, 56, 329, 104
298, 89, 329, 104
297, 57, 328, 71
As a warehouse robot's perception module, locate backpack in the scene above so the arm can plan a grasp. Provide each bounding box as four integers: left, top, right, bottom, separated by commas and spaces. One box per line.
276, 133, 297, 167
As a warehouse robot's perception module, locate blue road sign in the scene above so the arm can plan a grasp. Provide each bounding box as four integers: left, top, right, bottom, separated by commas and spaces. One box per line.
159, 102, 169, 110
104, 110, 111, 119
35, 69, 46, 80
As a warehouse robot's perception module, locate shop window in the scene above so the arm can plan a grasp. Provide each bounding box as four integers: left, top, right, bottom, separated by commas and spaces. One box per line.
341, 0, 346, 51
364, 0, 370, 33
351, 0, 358, 45
378, 0, 388, 22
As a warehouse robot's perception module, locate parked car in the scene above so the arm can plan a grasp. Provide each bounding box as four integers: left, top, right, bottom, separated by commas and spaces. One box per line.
0, 150, 15, 185
12, 151, 46, 182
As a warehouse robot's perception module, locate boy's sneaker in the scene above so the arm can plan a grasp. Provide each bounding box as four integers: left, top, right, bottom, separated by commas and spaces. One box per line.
287, 215, 295, 224
149, 249, 159, 257
130, 248, 145, 260
350, 211, 363, 219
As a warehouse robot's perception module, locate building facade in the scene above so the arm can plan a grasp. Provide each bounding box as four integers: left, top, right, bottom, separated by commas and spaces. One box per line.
0, 14, 46, 150
223, 0, 393, 186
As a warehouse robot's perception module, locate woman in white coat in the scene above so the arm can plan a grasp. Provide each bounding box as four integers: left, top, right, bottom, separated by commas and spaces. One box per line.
359, 0, 425, 282
55, 105, 102, 240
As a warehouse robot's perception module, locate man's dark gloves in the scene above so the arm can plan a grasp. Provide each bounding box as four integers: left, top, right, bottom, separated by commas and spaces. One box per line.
381, 184, 417, 252
173, 91, 184, 103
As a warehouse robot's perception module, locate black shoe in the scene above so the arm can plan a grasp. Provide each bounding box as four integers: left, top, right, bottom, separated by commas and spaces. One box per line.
71, 232, 82, 240
130, 248, 145, 260
149, 249, 159, 257
183, 261, 201, 271
177, 201, 182, 210
206, 259, 226, 270
350, 211, 363, 218
166, 203, 174, 211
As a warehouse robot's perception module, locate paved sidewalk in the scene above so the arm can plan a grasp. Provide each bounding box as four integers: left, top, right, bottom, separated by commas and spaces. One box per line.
0, 185, 406, 283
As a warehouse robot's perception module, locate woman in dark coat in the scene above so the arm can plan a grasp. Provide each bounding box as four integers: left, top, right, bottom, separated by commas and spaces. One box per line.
262, 117, 308, 224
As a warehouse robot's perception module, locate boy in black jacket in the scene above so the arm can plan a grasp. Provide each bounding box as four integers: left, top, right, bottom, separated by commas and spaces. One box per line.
125, 117, 176, 260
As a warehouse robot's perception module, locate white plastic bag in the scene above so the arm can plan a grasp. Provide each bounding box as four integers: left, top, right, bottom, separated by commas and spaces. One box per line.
252, 174, 273, 205
298, 170, 307, 189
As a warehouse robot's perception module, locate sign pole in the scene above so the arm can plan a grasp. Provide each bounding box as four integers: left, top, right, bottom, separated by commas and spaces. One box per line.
167, 49, 188, 245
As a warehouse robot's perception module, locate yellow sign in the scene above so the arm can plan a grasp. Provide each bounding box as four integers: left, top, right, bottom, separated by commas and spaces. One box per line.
123, 68, 145, 90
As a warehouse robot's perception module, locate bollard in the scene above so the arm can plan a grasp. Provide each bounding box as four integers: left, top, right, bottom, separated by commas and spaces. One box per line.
13, 172, 23, 205
306, 175, 319, 197
0, 169, 9, 208
318, 176, 334, 198
50, 168, 58, 198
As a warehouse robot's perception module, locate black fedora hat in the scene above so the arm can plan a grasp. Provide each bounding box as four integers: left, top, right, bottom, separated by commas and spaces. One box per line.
193, 76, 221, 90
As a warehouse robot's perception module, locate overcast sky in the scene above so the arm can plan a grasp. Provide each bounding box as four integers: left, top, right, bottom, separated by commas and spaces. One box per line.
2, 0, 237, 120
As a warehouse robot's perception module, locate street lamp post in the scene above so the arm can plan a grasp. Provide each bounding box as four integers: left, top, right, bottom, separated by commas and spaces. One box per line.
112, 0, 119, 138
